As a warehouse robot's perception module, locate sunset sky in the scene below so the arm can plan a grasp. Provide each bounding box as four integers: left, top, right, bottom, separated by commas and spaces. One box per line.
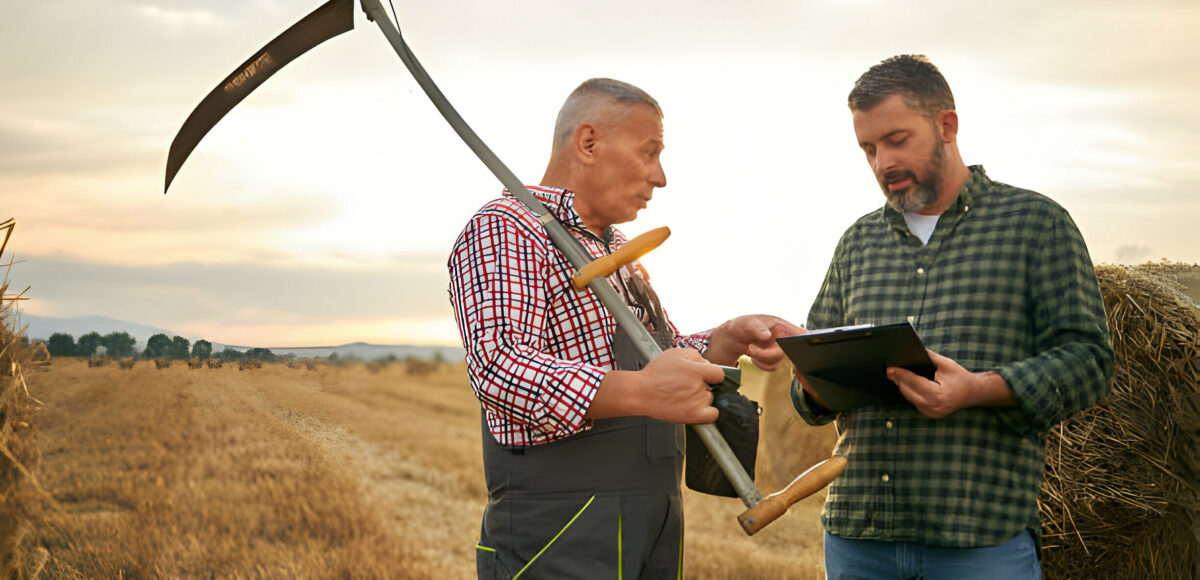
4, 1, 1198, 348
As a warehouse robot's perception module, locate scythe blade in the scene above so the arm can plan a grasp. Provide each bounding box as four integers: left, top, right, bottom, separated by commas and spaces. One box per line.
163, 0, 355, 193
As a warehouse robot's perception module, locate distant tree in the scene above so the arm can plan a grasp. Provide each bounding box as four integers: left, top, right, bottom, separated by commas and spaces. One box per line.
46, 332, 76, 357
192, 339, 213, 360
217, 347, 243, 361
244, 347, 275, 362
170, 336, 191, 360
77, 331, 104, 357
144, 333, 172, 359
103, 331, 137, 358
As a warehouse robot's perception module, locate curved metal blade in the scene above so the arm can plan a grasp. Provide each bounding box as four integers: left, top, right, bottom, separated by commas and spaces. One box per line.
164, 0, 354, 193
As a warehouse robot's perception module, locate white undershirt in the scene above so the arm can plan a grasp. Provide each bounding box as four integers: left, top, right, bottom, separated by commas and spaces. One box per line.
903, 212, 941, 245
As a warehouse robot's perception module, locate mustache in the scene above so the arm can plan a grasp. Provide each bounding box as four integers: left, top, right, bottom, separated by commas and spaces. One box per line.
882, 170, 915, 185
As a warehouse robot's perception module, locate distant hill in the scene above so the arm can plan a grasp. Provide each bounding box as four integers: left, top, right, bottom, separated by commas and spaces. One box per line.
17, 314, 464, 361
241, 342, 465, 363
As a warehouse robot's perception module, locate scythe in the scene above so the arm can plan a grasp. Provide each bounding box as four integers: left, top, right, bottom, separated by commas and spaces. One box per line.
163, 0, 844, 535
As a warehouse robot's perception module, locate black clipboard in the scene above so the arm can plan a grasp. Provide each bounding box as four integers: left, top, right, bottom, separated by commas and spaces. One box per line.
776, 322, 935, 411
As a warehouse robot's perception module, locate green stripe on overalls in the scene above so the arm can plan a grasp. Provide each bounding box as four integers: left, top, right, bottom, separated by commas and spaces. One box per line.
677, 529, 684, 579
512, 495, 597, 579
618, 511, 623, 580
476, 545, 496, 552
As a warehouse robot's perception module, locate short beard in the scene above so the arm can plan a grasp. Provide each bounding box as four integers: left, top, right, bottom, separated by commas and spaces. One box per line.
881, 138, 945, 214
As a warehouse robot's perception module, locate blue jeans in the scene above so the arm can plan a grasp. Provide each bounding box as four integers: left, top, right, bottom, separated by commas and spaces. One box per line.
824, 531, 1041, 580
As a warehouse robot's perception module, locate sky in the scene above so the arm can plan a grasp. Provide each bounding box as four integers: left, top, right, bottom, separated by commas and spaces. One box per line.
3, 0, 1198, 348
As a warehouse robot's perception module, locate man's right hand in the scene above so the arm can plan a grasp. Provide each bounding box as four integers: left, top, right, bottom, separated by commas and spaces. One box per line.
586, 348, 724, 424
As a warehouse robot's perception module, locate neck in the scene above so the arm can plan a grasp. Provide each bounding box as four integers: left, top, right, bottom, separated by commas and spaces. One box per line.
541, 160, 607, 236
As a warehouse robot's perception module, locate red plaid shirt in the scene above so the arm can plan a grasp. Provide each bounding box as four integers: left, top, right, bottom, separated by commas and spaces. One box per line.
448, 186, 711, 447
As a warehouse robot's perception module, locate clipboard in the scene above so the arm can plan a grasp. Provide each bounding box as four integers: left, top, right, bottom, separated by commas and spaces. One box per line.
776, 322, 935, 411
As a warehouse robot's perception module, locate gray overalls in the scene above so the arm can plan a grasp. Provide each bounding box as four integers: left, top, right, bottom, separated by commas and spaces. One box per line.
475, 269, 684, 579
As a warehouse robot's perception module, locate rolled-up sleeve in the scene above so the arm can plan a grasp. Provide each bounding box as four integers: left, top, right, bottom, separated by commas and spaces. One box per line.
994, 209, 1114, 438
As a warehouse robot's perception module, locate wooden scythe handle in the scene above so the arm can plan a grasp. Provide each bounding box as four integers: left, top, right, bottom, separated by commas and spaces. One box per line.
738, 455, 848, 536
572, 227, 671, 289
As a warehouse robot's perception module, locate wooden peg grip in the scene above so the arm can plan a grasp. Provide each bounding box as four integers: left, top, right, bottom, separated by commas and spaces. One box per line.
572, 227, 670, 289
737, 455, 848, 536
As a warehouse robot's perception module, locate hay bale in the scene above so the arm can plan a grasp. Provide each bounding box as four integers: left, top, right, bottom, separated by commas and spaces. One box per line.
205, 359, 223, 369
0, 218, 50, 577
187, 357, 203, 369
1040, 263, 1199, 579
153, 357, 170, 370
117, 358, 136, 370
86, 355, 108, 368
28, 342, 50, 365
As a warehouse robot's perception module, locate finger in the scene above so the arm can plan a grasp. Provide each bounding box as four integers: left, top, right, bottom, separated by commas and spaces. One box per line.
692, 404, 719, 424
746, 345, 784, 371
698, 361, 727, 384
752, 341, 786, 358
664, 347, 704, 362
735, 316, 775, 343
886, 366, 920, 387
769, 320, 805, 338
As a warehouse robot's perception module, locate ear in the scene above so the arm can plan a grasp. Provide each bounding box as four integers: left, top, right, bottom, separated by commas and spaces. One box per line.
574, 123, 599, 165
936, 110, 959, 143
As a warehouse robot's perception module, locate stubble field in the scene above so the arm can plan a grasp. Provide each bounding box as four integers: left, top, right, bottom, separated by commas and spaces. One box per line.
18, 357, 836, 579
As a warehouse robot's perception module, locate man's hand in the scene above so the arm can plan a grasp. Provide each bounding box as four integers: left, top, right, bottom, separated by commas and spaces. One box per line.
888, 350, 1018, 418
706, 315, 804, 370
588, 348, 725, 424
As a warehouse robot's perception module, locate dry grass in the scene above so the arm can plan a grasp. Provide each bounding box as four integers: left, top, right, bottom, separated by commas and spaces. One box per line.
15, 355, 835, 578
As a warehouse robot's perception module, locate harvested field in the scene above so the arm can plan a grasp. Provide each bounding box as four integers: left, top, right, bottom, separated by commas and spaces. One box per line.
17, 357, 835, 578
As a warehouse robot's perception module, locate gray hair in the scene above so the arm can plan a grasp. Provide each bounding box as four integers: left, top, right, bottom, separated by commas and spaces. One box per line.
848, 55, 955, 119
552, 78, 662, 149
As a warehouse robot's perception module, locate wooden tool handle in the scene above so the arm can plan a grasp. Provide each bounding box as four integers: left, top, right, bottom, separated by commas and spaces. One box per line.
737, 455, 847, 536
572, 227, 670, 289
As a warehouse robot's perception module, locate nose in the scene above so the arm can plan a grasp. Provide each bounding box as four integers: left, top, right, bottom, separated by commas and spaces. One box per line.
650, 159, 667, 188
873, 147, 898, 177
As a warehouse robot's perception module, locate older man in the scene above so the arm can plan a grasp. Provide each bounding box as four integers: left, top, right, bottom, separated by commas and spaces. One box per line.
792, 55, 1113, 579
449, 78, 797, 579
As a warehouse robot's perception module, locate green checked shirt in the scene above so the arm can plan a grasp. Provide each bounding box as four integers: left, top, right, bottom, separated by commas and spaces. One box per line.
794, 166, 1113, 548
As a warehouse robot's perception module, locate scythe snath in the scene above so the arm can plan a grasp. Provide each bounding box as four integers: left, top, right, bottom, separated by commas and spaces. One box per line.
162, 0, 844, 535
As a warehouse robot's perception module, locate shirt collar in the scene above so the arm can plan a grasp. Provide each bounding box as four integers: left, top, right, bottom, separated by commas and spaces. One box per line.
504, 185, 588, 230
506, 185, 613, 242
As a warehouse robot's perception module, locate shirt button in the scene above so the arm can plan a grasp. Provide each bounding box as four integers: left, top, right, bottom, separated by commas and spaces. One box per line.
886, 420, 894, 429
881, 474, 890, 482
917, 267, 925, 275
907, 315, 914, 323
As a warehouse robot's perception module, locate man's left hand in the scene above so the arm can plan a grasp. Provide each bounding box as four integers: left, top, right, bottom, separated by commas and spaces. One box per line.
705, 315, 803, 371
888, 350, 1017, 418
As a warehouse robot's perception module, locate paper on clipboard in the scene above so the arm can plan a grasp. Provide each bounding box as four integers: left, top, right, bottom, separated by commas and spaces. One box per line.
776, 322, 935, 411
